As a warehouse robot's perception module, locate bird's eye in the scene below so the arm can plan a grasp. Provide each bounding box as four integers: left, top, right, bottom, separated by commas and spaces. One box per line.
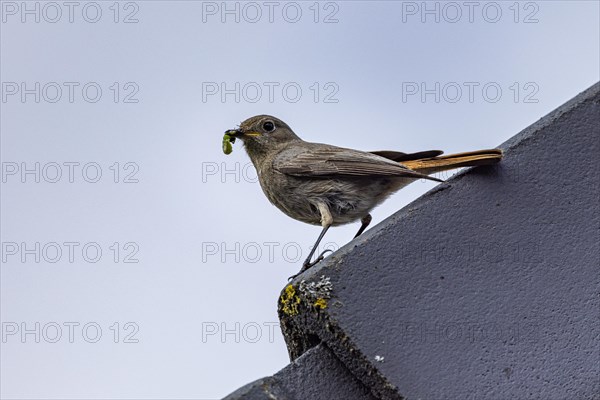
262, 121, 275, 132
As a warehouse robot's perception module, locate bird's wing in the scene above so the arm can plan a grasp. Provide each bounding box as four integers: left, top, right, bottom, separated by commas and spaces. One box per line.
370, 150, 444, 162
274, 144, 443, 182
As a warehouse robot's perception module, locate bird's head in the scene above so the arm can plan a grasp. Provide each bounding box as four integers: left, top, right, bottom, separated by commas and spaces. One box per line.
224, 115, 300, 157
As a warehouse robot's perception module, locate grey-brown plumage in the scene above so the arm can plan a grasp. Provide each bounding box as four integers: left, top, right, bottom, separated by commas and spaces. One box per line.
225, 115, 502, 274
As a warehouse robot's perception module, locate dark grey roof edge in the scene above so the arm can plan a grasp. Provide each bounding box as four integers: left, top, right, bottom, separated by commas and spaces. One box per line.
498, 81, 599, 151
222, 343, 377, 400
278, 292, 403, 400
222, 376, 281, 400
277, 81, 600, 400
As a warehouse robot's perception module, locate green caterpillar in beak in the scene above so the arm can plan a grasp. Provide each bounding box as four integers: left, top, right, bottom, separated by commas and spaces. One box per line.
222, 133, 236, 155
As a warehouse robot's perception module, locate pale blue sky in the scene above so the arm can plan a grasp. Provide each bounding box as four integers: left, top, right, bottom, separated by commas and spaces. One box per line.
1, 1, 599, 399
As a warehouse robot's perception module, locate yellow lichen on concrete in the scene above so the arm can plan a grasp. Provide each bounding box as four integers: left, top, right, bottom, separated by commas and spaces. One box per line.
280, 284, 301, 316
313, 298, 328, 309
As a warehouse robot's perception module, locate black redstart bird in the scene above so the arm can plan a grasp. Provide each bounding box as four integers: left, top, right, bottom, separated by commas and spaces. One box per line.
224, 115, 502, 276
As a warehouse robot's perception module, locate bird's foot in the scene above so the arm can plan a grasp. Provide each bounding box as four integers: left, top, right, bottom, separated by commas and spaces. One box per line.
288, 249, 333, 281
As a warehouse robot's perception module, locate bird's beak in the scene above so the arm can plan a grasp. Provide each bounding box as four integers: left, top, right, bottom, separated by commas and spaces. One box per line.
224, 129, 261, 139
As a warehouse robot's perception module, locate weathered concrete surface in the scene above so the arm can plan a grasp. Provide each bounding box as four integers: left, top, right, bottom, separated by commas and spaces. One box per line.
277, 82, 600, 399
223, 343, 376, 400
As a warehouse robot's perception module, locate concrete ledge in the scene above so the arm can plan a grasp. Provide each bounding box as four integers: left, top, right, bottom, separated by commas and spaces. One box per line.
223, 343, 376, 400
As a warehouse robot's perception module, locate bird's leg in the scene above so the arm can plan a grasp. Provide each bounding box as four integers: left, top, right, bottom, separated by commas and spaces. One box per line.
302, 202, 334, 270
353, 214, 372, 239
300, 225, 331, 269
290, 203, 333, 280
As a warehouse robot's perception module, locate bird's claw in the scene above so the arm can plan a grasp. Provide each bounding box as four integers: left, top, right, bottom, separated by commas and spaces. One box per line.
288, 249, 333, 281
